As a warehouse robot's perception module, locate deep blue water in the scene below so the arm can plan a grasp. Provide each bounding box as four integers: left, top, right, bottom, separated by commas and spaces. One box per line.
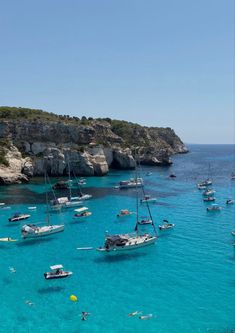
0, 144, 234, 333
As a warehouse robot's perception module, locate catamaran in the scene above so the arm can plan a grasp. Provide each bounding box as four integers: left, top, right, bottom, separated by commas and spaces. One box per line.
97, 163, 157, 253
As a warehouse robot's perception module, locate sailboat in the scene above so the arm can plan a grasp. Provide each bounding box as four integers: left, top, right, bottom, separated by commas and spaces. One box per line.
72, 171, 92, 200
97, 160, 157, 253
21, 171, 64, 239
56, 154, 83, 209
197, 164, 213, 187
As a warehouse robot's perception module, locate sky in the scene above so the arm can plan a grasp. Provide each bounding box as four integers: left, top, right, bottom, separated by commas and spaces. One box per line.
0, 0, 234, 144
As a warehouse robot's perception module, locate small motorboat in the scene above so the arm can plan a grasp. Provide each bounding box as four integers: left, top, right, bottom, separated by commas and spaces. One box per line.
71, 194, 92, 201
226, 199, 235, 205
198, 179, 213, 187
28, 206, 37, 210
117, 209, 133, 217
207, 204, 221, 212
8, 213, 30, 222
203, 196, 215, 202
198, 184, 207, 190
74, 207, 92, 218
0, 237, 18, 242
169, 174, 176, 178
138, 218, 153, 225
203, 189, 216, 196
44, 265, 72, 280
140, 195, 157, 203
159, 220, 175, 230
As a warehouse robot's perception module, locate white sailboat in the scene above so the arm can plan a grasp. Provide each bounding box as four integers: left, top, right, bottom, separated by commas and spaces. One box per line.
197, 164, 213, 187
21, 169, 64, 239
73, 171, 92, 200
97, 161, 157, 253
57, 154, 84, 209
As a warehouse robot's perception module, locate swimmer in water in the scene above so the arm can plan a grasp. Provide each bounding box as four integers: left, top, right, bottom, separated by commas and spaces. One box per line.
80, 312, 90, 321
25, 300, 34, 306
9, 267, 16, 273
139, 314, 153, 320
128, 311, 142, 317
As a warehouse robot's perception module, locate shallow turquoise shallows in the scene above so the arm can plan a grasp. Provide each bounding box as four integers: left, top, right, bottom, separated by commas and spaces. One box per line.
0, 144, 235, 333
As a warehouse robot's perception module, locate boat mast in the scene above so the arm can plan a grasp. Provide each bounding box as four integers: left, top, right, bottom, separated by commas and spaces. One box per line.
138, 158, 158, 236
73, 170, 83, 196
134, 149, 139, 233
66, 149, 72, 200
44, 157, 50, 225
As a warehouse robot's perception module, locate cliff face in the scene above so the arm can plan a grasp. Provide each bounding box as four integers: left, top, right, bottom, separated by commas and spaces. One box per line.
0, 110, 188, 184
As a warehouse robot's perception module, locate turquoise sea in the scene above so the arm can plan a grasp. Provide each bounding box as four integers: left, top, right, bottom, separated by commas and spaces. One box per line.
0, 144, 235, 333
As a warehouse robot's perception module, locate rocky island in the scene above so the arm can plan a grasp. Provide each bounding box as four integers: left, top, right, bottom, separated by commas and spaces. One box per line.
0, 107, 188, 184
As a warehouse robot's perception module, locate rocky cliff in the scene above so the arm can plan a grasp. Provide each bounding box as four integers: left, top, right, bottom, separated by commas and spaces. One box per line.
0, 107, 188, 184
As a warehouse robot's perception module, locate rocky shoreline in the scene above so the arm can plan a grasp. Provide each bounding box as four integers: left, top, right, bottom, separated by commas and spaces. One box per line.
0, 116, 188, 185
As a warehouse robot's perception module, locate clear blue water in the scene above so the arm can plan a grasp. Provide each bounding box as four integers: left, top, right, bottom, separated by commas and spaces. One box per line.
0, 144, 235, 333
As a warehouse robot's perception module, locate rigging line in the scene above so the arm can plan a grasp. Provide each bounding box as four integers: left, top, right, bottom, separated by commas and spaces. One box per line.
44, 172, 50, 225
137, 157, 158, 236
72, 170, 83, 196
45, 171, 57, 201
65, 152, 72, 201
134, 155, 139, 233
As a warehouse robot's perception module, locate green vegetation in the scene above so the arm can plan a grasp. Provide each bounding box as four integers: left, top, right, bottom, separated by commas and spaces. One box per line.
0, 106, 82, 124
0, 106, 177, 149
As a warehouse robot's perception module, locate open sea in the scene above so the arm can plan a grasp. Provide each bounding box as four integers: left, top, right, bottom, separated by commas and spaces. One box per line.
0, 144, 235, 333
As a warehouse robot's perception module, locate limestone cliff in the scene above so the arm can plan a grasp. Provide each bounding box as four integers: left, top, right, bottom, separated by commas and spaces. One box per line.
0, 107, 188, 184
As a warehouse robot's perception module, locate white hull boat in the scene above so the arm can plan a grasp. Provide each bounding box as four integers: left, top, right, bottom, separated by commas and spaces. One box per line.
57, 196, 83, 208
159, 223, 175, 230
44, 264, 72, 279
97, 234, 157, 253
9, 214, 30, 222
207, 204, 221, 212
226, 199, 235, 205
21, 224, 64, 239
203, 189, 216, 196
140, 195, 157, 203
119, 178, 144, 189
71, 194, 92, 201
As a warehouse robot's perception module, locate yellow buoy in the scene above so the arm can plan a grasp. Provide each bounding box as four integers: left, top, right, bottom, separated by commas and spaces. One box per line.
70, 294, 78, 302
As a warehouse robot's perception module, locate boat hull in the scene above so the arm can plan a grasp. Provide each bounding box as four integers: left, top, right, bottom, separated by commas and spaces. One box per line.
44, 272, 72, 279
9, 215, 30, 222
96, 236, 157, 253
22, 225, 64, 239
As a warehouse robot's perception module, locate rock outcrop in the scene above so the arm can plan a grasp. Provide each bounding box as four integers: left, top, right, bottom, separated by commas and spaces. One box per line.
0, 108, 188, 184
